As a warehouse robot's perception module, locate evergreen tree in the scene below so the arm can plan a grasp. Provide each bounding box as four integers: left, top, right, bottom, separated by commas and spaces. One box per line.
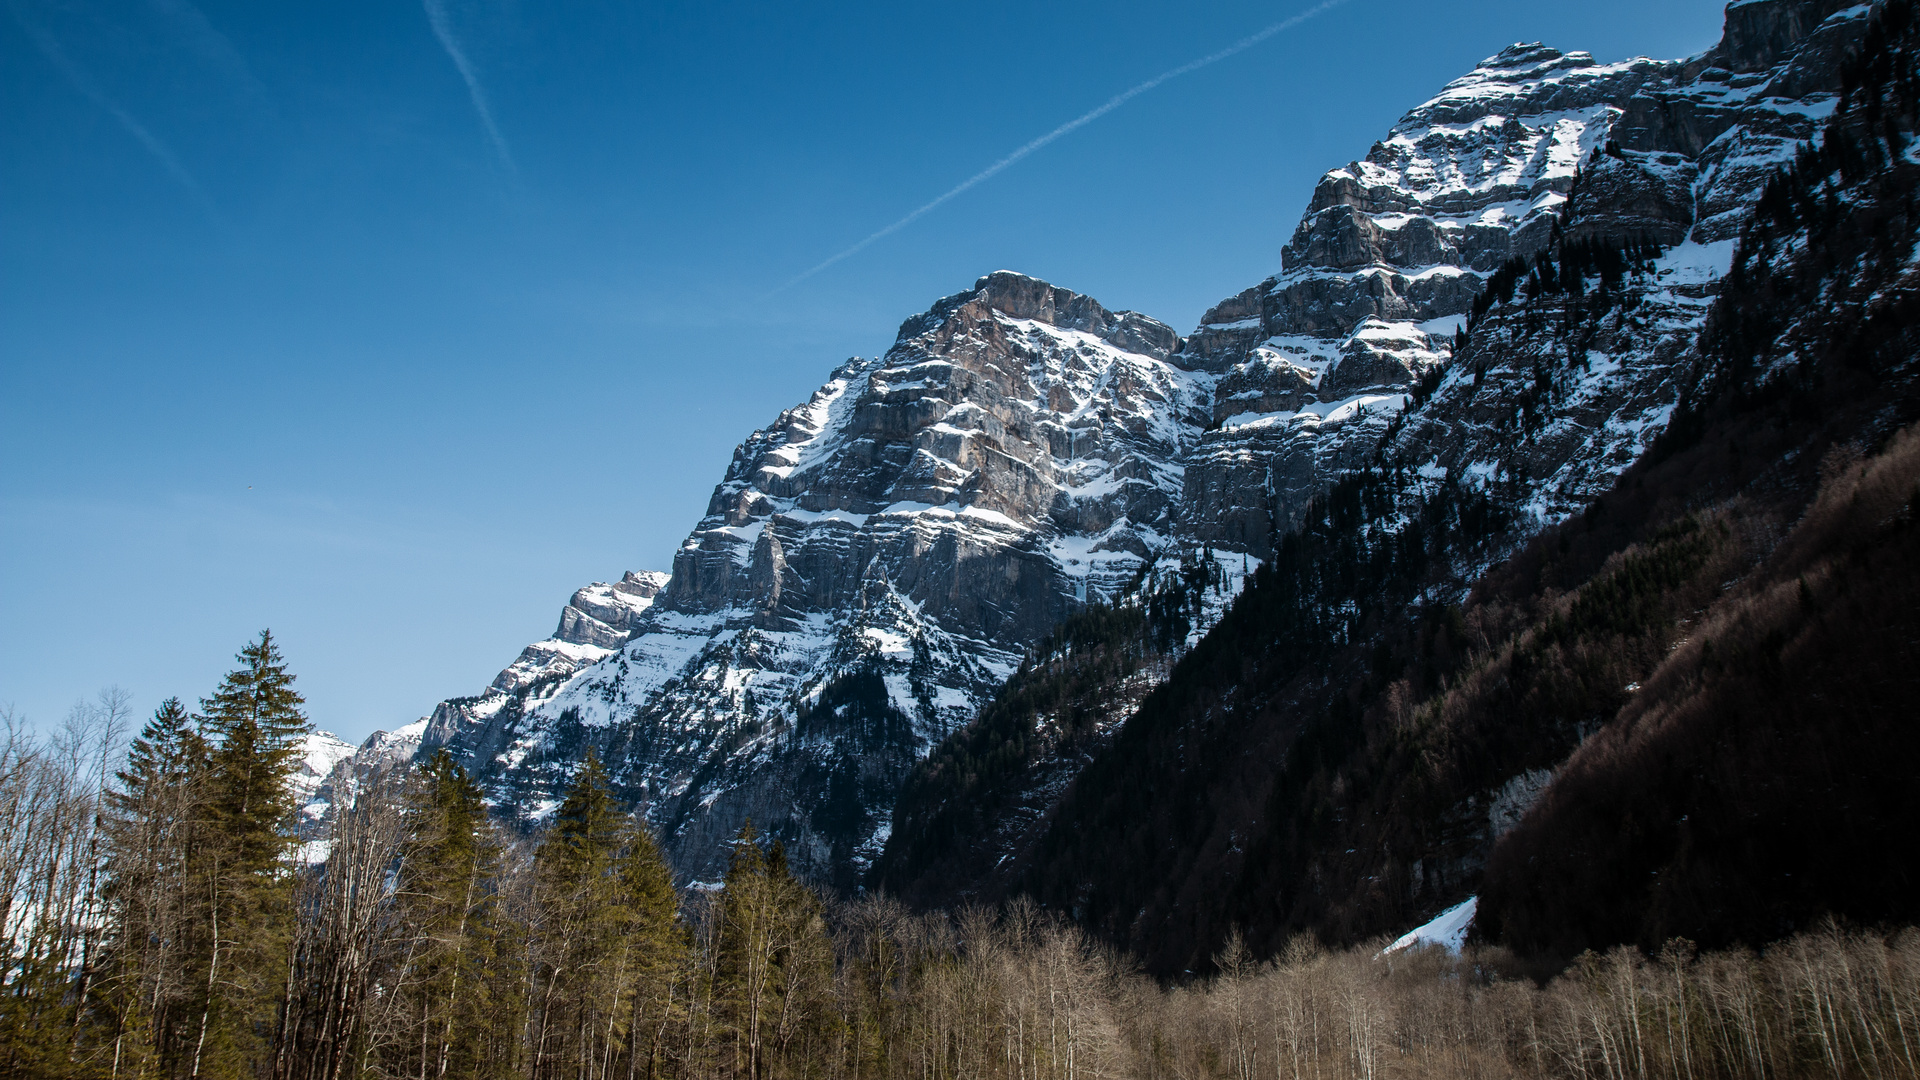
186, 631, 310, 1080
529, 752, 682, 1080
103, 697, 210, 1079
713, 823, 835, 1080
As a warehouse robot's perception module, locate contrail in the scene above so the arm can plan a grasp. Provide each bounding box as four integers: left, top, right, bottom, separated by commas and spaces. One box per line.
422, 0, 515, 173
7, 3, 221, 220
775, 0, 1355, 293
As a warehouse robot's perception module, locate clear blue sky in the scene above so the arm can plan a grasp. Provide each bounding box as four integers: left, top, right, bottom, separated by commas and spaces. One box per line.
1, 0, 1728, 743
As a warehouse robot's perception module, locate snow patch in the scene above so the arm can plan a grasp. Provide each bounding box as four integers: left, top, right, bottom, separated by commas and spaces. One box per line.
1383, 897, 1478, 956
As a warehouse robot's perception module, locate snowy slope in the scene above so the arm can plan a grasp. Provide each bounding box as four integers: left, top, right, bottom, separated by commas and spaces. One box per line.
292, 730, 357, 824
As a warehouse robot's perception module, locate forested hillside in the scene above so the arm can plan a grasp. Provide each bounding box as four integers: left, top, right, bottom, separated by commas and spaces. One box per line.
1478, 0, 1920, 955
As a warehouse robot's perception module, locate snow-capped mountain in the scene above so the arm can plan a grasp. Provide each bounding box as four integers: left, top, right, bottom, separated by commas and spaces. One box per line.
1181, 0, 1861, 549
408, 274, 1242, 884
292, 730, 357, 823
490, 572, 671, 695
872, 0, 1893, 969
354, 0, 1871, 892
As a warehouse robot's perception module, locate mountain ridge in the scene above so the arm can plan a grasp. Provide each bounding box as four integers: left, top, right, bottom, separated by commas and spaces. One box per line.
302, 0, 1908, 967
874, 0, 1905, 972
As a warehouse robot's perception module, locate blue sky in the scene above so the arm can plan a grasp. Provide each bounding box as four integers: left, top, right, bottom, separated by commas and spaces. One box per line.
1, 0, 1728, 743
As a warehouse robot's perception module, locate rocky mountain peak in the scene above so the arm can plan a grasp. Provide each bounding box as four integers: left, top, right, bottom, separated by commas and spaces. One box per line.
486, 569, 670, 694
1481, 43, 1584, 70
331, 0, 1882, 899
400, 268, 1233, 883
1189, 0, 1860, 375
899, 270, 1183, 363
1167, 0, 1866, 557
554, 570, 669, 651
1458, 43, 1614, 92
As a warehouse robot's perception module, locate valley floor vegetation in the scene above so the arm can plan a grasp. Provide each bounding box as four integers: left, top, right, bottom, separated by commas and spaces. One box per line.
4, 642, 1920, 1080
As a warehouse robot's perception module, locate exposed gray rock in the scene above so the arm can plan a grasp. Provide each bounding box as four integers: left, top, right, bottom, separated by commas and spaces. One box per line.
1173, 0, 1864, 560
1563, 152, 1698, 246
489, 570, 670, 694
412, 271, 1225, 885
1212, 352, 1318, 425
322, 0, 1873, 896
1322, 321, 1436, 398
1712, 0, 1860, 73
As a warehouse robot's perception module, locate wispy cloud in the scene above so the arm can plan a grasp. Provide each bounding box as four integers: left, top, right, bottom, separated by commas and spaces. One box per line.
421, 0, 515, 173
8, 1, 221, 219
775, 0, 1356, 293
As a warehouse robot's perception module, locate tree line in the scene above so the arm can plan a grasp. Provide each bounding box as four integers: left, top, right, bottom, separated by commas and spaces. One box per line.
7, 633, 1920, 1080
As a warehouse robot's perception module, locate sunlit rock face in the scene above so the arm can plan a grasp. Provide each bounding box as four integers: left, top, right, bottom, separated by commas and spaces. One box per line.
405, 271, 1225, 885
482, 572, 671, 696
662, 271, 1208, 640
1179, 0, 1859, 552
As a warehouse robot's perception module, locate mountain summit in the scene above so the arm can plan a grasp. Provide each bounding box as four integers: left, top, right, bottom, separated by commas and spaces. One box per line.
381, 271, 1240, 884
323, 0, 1896, 926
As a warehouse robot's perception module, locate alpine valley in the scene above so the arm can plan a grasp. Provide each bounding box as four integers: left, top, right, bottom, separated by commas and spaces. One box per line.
317, 0, 1920, 971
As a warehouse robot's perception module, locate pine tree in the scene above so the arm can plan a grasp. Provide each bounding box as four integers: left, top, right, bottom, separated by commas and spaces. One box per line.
185, 631, 310, 1080
199, 631, 308, 844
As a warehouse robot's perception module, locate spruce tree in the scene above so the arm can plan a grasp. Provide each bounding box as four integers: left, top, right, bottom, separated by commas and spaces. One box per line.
186, 631, 310, 1080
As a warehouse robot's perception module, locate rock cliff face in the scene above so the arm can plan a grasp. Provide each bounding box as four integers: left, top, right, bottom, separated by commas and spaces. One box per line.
409, 273, 1237, 885
377, 0, 1871, 893
489, 572, 670, 695
1179, 0, 1859, 556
